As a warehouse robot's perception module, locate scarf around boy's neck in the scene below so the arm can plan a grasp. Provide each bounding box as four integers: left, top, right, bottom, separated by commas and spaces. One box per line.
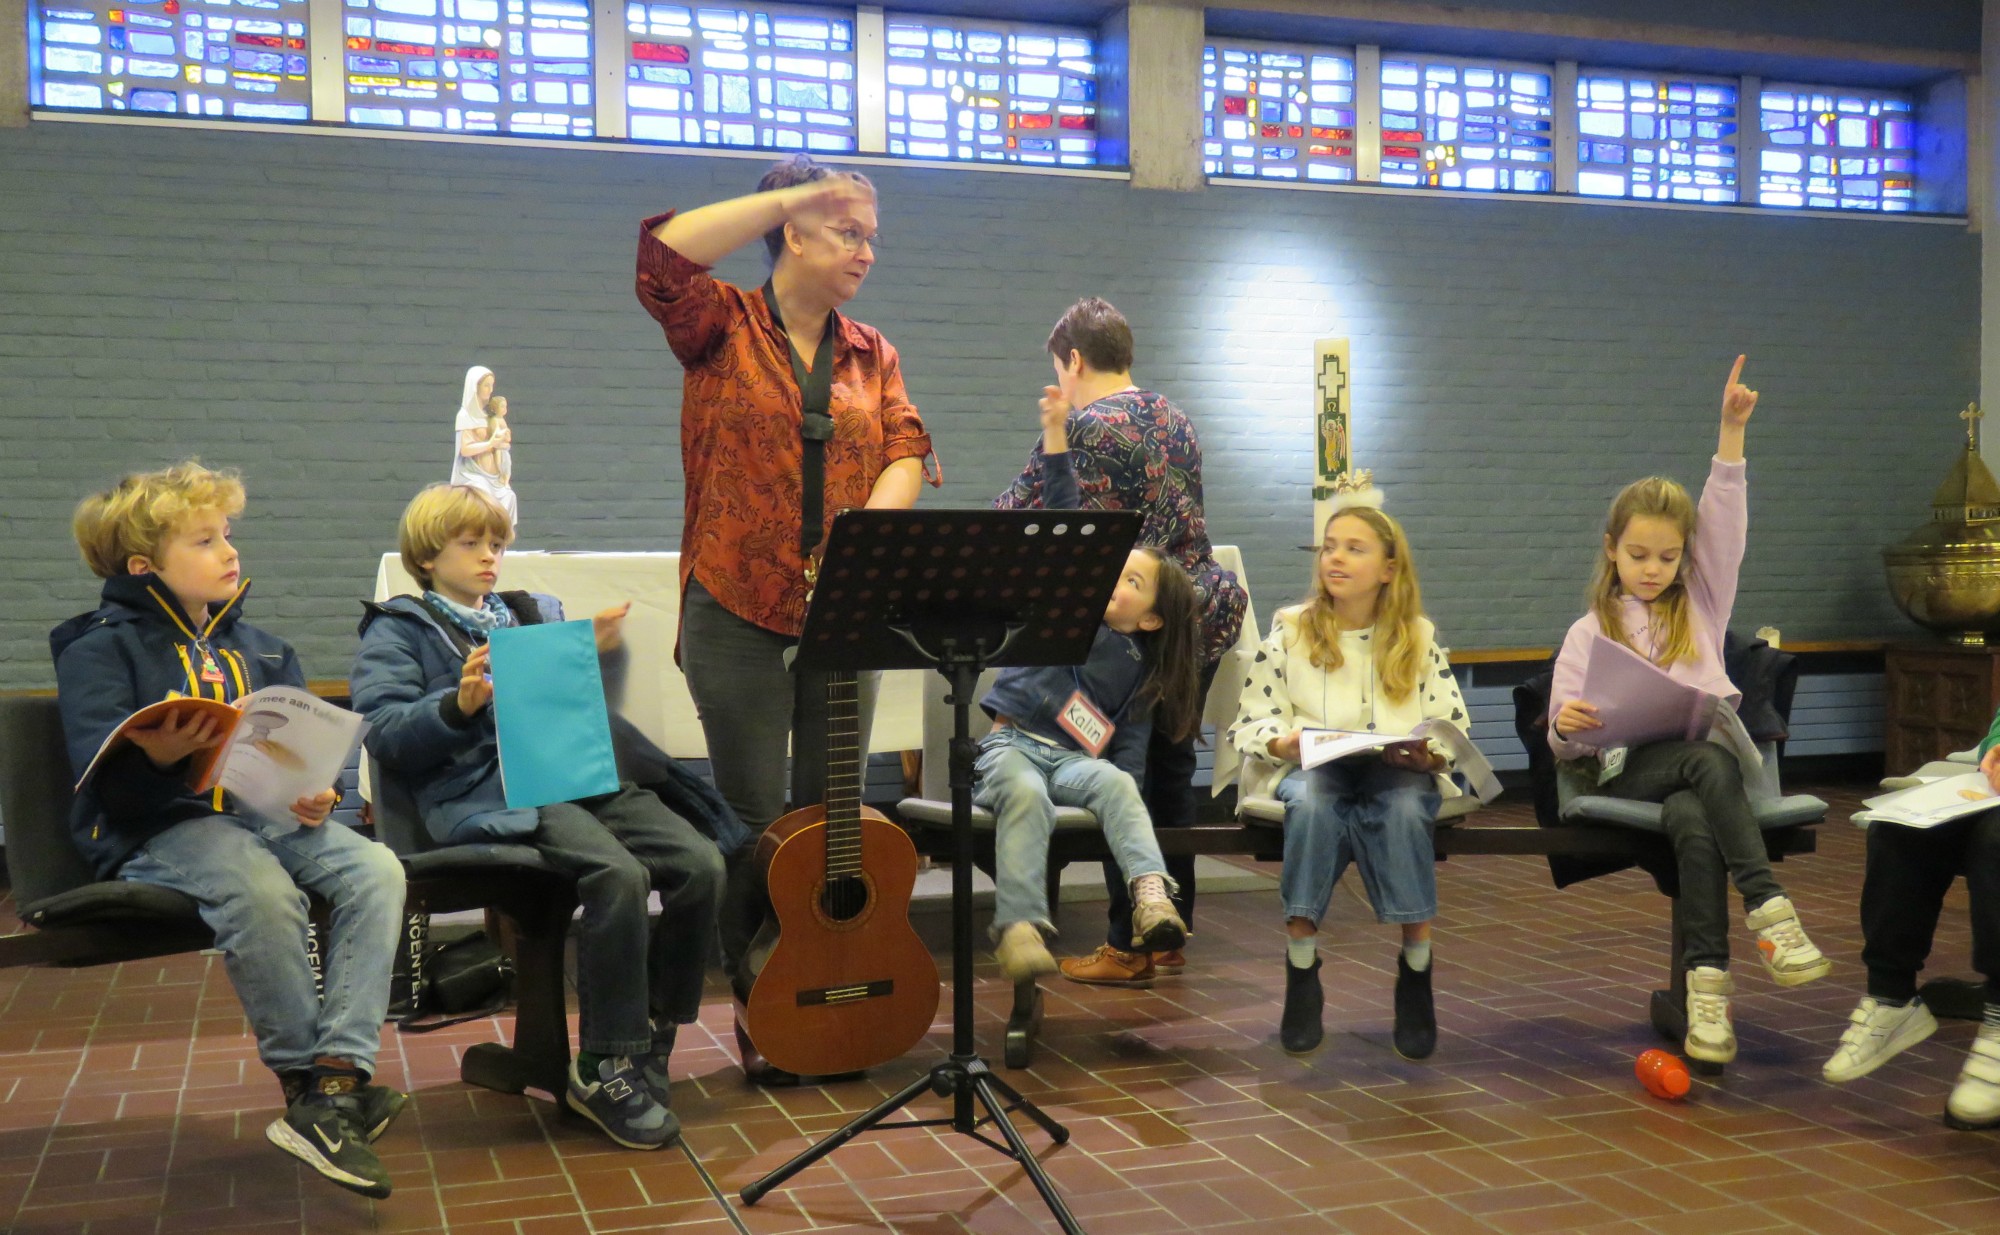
425, 590, 514, 640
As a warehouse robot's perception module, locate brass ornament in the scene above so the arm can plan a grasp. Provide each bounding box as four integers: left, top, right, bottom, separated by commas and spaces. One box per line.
1883, 404, 2000, 647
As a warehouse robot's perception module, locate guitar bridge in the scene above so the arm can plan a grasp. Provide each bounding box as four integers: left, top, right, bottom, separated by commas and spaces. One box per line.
796, 979, 895, 1007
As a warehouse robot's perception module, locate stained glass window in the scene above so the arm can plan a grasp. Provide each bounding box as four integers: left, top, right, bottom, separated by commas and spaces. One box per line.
883, 15, 1098, 165
1378, 54, 1553, 192
30, 0, 313, 119
1758, 86, 1916, 211
1202, 41, 1356, 182
1575, 72, 1737, 202
342, 0, 594, 136
624, 5, 855, 151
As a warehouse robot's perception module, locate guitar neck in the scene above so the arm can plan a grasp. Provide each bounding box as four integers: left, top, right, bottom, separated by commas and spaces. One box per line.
824, 670, 863, 878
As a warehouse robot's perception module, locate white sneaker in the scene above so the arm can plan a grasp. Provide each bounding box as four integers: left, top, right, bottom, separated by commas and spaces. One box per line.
1685, 966, 1737, 1064
1946, 1022, 2000, 1130
1745, 896, 1832, 987
1823, 997, 1937, 1083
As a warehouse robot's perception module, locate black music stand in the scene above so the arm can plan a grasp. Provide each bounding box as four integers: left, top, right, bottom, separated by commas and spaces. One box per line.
738, 507, 1143, 1235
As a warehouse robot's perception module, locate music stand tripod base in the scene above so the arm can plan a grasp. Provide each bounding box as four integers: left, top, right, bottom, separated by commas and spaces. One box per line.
737, 508, 1143, 1235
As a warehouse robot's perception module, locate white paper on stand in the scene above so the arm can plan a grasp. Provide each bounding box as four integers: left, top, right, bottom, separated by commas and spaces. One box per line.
1856, 772, 2000, 829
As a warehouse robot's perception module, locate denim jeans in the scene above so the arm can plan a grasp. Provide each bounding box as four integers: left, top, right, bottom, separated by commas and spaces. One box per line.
532, 785, 727, 1055
120, 814, 404, 1076
1277, 761, 1441, 926
1595, 740, 1784, 971
973, 727, 1171, 938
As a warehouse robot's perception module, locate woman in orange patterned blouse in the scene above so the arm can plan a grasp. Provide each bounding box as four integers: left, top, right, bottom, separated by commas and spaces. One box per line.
636, 156, 940, 982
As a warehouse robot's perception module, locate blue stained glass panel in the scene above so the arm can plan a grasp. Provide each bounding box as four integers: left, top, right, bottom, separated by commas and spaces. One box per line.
31, 0, 313, 120
1758, 84, 1916, 210
1576, 70, 1737, 202
1203, 39, 1356, 182
628, 2, 854, 152
1380, 52, 1551, 193
884, 14, 1097, 165
343, 0, 593, 136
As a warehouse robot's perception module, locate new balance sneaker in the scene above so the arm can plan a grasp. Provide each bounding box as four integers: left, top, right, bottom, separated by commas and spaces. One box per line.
638, 1025, 677, 1106
1745, 896, 1832, 987
1058, 945, 1155, 988
566, 1055, 679, 1149
1946, 1021, 2000, 1130
265, 1079, 393, 1199
1823, 997, 1937, 1083
995, 921, 1059, 983
1130, 896, 1187, 954
1685, 966, 1737, 1065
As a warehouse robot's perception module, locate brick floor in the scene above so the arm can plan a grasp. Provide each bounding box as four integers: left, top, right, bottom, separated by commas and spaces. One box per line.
4, 776, 1998, 1234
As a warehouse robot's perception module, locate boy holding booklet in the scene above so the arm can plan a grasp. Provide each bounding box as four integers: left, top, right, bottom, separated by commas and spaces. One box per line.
350, 484, 725, 1151
53, 461, 407, 1199
1822, 721, 2000, 1130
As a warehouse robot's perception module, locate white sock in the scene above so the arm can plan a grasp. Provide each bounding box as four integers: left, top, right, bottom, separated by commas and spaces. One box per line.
1132, 873, 1169, 904
1287, 936, 1317, 969
1403, 939, 1432, 972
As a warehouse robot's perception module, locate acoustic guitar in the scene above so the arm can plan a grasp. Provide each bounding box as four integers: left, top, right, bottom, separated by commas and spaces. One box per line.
738, 670, 940, 1077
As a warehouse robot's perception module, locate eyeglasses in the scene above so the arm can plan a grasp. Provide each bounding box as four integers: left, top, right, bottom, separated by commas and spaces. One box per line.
824, 224, 882, 254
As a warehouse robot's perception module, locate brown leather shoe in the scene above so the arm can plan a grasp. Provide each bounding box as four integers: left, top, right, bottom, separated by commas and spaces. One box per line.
1153, 949, 1186, 975
1058, 945, 1156, 988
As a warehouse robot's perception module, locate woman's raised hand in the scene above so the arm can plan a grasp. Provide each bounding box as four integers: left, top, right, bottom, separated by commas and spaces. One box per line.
1720, 354, 1758, 427
593, 602, 633, 653
789, 173, 874, 221
1038, 386, 1070, 453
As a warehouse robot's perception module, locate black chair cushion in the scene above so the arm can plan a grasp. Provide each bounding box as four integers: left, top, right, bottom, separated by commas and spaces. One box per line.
20, 880, 205, 930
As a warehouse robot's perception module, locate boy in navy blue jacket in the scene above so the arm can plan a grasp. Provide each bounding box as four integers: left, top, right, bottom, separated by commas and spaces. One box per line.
351, 484, 727, 1150
53, 462, 406, 1199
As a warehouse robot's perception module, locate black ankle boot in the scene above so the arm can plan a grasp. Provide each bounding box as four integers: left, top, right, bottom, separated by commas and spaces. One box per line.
1393, 953, 1436, 1060
1281, 957, 1324, 1054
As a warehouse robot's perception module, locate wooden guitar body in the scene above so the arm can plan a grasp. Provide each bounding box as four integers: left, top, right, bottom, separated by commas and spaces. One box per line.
740, 802, 940, 1077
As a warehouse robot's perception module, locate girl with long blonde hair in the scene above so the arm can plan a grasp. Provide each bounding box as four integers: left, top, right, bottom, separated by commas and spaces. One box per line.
1230, 488, 1471, 1060
1549, 356, 1828, 1069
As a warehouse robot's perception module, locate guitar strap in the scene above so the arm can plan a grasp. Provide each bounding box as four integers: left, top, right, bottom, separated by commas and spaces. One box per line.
762, 278, 837, 557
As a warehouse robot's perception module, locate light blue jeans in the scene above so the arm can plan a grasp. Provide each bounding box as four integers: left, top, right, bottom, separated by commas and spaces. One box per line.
1277, 762, 1441, 926
120, 814, 405, 1076
972, 728, 1171, 939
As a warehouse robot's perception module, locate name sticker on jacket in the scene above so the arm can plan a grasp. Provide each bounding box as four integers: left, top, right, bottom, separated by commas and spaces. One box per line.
1057, 690, 1114, 758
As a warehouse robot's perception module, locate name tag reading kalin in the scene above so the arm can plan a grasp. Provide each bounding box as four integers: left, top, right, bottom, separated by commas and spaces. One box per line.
1056, 690, 1114, 758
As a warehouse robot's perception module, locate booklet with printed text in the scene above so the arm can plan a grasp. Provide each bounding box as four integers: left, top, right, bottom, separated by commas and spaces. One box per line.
76, 687, 368, 822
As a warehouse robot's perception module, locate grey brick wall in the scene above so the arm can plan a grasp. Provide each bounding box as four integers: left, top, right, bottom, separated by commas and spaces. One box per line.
0, 120, 1979, 688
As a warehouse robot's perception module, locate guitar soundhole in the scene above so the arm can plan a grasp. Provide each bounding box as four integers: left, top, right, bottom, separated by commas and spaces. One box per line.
820, 875, 870, 923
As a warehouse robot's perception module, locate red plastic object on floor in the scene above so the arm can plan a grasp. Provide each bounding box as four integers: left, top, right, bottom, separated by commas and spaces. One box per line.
1635, 1049, 1691, 1100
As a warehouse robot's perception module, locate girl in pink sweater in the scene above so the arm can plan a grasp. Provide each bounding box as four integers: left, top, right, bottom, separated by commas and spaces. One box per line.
1549, 356, 1828, 1067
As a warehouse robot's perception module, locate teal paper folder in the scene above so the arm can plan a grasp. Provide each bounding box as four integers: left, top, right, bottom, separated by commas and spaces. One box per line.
488, 620, 620, 810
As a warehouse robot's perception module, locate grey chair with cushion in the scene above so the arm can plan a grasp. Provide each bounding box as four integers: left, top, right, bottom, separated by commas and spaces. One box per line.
366, 754, 579, 1097
0, 695, 216, 968
1511, 634, 1825, 1061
